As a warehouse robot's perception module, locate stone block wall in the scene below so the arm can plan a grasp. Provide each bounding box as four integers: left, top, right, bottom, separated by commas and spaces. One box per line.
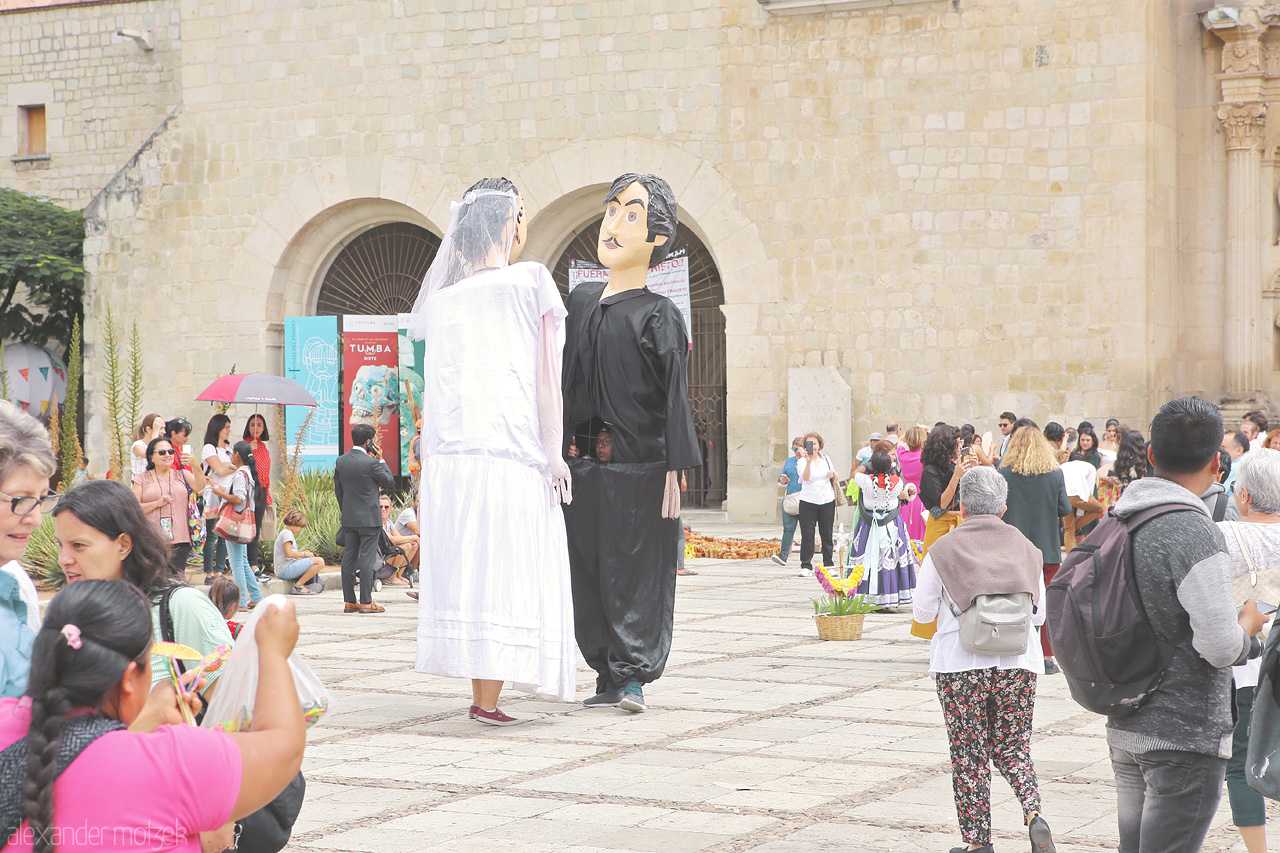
0, 0, 181, 207
15, 0, 1216, 518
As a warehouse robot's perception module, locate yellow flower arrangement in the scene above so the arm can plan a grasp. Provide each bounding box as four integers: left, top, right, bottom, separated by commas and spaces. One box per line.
815, 563, 865, 597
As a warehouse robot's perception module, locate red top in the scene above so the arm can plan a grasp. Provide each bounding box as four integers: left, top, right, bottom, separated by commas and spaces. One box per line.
249, 440, 271, 505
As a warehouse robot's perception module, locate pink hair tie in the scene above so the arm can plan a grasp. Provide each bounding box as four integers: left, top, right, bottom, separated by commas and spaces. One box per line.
60, 625, 82, 650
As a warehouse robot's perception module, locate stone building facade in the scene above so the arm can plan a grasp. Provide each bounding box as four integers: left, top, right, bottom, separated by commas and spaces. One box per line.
1, 0, 1275, 520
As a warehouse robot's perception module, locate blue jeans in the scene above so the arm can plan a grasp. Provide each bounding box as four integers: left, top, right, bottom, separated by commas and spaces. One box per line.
1110, 745, 1226, 853
780, 506, 799, 562
228, 540, 262, 606
277, 556, 314, 582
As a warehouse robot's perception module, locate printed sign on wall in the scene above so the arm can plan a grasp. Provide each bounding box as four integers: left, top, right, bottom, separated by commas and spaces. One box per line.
283, 316, 340, 472
396, 314, 425, 480
567, 247, 691, 342
341, 315, 401, 475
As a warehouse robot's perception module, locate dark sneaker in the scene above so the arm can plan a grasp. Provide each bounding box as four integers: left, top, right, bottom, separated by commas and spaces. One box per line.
1043, 658, 1061, 675
619, 685, 646, 713
1029, 815, 1056, 853
949, 847, 992, 853
473, 707, 520, 726
583, 690, 622, 708
771, 555, 786, 566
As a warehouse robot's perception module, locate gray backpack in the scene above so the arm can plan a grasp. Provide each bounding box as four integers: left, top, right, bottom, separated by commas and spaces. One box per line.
946, 589, 1034, 656
1249, 621, 1280, 800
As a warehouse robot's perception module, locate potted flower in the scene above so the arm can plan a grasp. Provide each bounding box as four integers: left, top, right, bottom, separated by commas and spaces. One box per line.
812, 563, 875, 640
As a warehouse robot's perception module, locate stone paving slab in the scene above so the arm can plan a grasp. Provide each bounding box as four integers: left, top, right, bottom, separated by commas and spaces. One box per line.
280, 556, 1266, 852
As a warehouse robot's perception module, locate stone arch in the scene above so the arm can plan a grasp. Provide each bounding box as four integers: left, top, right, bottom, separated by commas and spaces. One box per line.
230, 154, 462, 372
514, 138, 775, 519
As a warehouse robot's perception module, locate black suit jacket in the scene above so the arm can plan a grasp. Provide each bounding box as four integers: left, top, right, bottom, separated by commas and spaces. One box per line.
333, 448, 394, 529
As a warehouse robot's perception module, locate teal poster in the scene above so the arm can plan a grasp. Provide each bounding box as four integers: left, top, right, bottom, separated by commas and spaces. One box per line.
397, 314, 425, 480
284, 315, 341, 472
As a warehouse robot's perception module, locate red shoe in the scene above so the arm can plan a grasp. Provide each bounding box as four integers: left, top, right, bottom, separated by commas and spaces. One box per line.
468, 704, 479, 719
473, 707, 520, 726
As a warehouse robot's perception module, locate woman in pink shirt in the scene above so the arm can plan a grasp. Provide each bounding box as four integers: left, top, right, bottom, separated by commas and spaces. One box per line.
0, 578, 305, 852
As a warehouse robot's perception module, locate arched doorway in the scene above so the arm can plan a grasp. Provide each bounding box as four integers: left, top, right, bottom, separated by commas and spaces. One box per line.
315, 222, 441, 316
552, 221, 727, 509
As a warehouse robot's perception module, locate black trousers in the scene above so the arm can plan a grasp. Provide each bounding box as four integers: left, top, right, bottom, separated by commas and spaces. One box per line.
564, 458, 679, 692
169, 542, 194, 576
340, 525, 380, 604
247, 499, 268, 567
798, 499, 835, 569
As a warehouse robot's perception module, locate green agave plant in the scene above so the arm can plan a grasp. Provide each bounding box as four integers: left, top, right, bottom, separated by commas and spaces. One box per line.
21, 514, 64, 590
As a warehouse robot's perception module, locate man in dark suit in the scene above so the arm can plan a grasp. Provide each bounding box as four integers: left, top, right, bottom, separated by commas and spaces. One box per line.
334, 423, 394, 613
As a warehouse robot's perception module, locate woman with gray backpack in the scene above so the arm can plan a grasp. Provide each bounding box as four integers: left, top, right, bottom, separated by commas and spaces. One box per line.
912, 466, 1056, 853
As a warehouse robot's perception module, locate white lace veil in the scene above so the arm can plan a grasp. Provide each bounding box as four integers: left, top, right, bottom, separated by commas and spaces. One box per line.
406, 186, 520, 340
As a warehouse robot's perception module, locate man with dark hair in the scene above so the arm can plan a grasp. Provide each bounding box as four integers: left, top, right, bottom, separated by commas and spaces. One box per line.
334, 422, 394, 614
1107, 396, 1267, 852
561, 173, 700, 714
997, 411, 1017, 460
1242, 410, 1269, 449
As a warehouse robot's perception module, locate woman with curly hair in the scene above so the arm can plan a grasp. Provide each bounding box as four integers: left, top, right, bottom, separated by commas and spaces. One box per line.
919, 425, 972, 554
998, 424, 1072, 673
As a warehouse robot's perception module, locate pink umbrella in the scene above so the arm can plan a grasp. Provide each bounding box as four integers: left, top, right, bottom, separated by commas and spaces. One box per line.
195, 372, 317, 407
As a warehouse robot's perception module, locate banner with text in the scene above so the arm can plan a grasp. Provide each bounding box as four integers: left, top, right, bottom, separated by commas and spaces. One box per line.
283, 315, 340, 472
567, 247, 691, 342
341, 315, 401, 475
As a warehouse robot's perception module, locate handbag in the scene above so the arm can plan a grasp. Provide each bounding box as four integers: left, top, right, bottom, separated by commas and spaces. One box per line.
214, 472, 257, 545
782, 492, 800, 516
824, 455, 848, 507
260, 505, 277, 542
186, 479, 207, 549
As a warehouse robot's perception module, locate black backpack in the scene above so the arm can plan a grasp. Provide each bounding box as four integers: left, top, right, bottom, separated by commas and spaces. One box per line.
1046, 504, 1196, 718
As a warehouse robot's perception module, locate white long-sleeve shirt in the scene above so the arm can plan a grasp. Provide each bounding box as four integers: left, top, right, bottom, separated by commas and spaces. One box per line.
912, 553, 1046, 676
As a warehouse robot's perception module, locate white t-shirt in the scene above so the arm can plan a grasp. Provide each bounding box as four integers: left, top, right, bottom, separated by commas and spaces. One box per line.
202, 444, 233, 509
130, 440, 149, 477
274, 529, 296, 568
798, 454, 836, 505
1059, 460, 1098, 502
395, 507, 417, 537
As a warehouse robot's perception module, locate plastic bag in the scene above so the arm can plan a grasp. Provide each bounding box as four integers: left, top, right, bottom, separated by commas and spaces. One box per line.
202, 593, 333, 732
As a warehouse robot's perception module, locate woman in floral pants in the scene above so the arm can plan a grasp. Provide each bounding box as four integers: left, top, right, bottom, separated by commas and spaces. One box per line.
935, 669, 1041, 849
912, 466, 1056, 853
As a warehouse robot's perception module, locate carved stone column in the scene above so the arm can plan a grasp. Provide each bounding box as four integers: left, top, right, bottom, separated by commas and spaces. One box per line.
1219, 101, 1269, 398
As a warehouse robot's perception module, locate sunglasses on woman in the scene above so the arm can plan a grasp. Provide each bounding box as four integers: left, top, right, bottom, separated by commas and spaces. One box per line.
153, 449, 176, 457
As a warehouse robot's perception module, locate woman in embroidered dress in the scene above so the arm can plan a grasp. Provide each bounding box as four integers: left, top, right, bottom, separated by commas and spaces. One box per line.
849, 451, 918, 610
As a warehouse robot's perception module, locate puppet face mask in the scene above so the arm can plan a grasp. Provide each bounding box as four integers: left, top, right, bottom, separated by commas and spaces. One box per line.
598, 181, 668, 272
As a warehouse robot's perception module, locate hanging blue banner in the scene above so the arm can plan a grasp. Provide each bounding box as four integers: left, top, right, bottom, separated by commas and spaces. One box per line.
284, 315, 341, 472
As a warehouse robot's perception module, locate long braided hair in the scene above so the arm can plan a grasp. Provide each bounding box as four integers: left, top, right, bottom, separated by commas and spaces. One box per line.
22, 580, 152, 852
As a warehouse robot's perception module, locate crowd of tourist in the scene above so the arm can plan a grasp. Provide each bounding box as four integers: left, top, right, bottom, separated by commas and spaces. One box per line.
774, 400, 1279, 853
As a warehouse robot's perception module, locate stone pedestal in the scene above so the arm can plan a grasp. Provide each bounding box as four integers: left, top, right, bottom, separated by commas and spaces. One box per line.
787, 367, 853, 474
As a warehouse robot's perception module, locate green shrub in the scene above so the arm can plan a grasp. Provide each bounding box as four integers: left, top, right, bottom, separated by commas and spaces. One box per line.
296, 471, 343, 565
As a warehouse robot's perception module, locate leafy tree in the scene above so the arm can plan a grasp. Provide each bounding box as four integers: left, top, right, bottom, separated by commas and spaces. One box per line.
0, 188, 84, 356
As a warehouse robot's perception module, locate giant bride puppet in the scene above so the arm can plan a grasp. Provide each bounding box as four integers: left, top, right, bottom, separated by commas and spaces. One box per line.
409, 178, 576, 725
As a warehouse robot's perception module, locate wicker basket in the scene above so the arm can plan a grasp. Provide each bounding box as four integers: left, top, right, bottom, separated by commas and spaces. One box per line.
814, 613, 866, 641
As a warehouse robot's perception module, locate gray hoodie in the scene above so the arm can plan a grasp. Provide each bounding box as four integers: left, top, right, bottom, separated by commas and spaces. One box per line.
1107, 476, 1252, 758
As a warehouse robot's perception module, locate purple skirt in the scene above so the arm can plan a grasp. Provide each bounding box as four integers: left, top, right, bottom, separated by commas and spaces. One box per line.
849, 511, 919, 608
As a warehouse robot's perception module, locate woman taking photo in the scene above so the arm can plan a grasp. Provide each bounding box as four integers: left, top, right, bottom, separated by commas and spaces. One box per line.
920, 425, 969, 554
0, 401, 57, 699
243, 415, 273, 579
131, 436, 205, 575
209, 441, 264, 610
54, 479, 234, 693
998, 424, 1071, 674
130, 413, 164, 479
0, 578, 304, 853
201, 414, 235, 584
796, 431, 839, 578
771, 437, 805, 567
